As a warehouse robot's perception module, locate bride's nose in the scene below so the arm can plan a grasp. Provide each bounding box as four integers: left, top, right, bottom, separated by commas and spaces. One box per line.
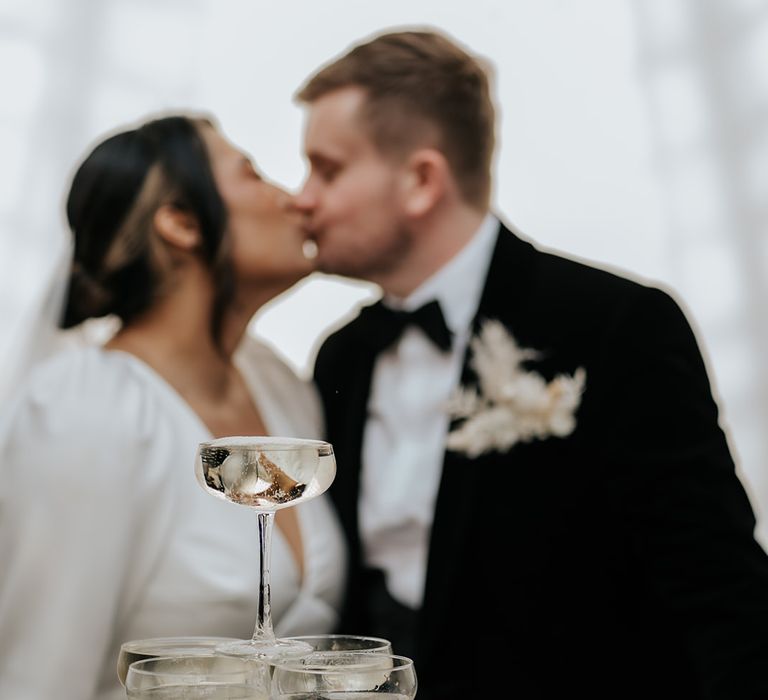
276, 190, 303, 215
291, 183, 317, 214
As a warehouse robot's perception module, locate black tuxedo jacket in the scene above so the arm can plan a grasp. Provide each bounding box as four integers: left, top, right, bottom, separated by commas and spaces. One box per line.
314, 222, 768, 700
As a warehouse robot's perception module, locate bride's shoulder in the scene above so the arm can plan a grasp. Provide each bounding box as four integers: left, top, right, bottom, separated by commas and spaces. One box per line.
0, 346, 180, 501
4, 346, 156, 442
22, 345, 134, 401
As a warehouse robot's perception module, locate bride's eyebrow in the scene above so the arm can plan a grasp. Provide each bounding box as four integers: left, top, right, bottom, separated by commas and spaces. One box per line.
240, 156, 262, 175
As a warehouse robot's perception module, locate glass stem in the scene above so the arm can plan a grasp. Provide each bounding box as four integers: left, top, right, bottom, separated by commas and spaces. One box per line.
252, 511, 276, 644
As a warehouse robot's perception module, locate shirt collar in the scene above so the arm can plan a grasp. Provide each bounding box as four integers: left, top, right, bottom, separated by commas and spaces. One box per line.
385, 212, 499, 336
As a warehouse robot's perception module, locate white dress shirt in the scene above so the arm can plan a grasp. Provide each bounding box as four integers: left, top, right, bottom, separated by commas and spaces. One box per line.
360, 213, 499, 608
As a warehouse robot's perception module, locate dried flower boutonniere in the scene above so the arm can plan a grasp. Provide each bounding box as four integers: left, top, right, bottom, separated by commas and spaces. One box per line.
446, 320, 586, 457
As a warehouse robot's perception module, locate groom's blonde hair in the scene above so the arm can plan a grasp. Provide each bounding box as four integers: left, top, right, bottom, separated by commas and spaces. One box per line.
296, 29, 496, 210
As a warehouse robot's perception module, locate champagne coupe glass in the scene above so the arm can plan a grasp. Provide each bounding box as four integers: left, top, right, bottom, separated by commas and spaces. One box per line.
124, 654, 265, 698
117, 636, 242, 686
270, 652, 417, 699
194, 436, 336, 659
282, 634, 392, 654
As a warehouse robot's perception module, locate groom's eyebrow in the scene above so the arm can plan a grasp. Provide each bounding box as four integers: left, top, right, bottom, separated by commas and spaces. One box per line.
308, 153, 342, 171
307, 150, 335, 163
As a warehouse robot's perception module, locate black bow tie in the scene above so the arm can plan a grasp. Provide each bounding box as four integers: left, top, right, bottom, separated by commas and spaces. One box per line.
356, 299, 452, 354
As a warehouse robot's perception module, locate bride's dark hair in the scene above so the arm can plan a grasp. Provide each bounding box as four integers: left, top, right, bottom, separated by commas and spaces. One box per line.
61, 114, 233, 347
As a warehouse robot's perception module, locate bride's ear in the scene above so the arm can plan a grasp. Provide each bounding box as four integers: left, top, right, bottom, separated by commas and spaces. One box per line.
153, 204, 201, 251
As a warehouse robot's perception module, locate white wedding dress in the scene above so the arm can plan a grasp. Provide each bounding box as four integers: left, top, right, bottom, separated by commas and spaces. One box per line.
0, 335, 346, 700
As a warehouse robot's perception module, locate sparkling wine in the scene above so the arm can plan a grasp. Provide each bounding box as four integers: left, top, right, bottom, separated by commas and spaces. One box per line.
127, 685, 262, 698
123, 652, 268, 698
197, 437, 335, 511
274, 694, 409, 700
117, 637, 241, 686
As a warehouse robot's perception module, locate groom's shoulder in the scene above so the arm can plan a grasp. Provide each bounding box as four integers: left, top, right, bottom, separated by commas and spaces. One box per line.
503, 224, 671, 306
541, 246, 656, 298
493, 223, 691, 338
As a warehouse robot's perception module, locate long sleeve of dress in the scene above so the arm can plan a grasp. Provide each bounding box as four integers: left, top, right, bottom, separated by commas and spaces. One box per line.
0, 350, 184, 700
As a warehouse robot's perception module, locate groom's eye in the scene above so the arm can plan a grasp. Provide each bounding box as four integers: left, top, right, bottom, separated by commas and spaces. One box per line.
311, 156, 341, 182
320, 166, 339, 182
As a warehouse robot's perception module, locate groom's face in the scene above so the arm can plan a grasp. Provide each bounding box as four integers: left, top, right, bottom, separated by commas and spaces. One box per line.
295, 86, 415, 287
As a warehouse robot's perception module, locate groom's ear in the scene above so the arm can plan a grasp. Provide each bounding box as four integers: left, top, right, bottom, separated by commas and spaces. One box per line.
401, 148, 449, 218
153, 204, 201, 251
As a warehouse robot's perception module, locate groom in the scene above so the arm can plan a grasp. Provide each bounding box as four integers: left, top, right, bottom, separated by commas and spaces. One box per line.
293, 29, 768, 700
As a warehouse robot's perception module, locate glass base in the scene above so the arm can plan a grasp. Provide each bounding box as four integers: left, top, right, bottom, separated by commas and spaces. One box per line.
215, 637, 313, 660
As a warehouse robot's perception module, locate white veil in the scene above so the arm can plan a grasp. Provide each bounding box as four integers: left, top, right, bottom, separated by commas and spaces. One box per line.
0, 237, 118, 406
0, 237, 120, 410
0, 230, 120, 412
0, 239, 71, 405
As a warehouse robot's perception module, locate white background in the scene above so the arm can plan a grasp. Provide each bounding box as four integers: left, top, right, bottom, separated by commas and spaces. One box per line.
1, 0, 767, 543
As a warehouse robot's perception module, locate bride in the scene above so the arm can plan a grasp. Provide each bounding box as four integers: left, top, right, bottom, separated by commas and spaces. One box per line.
0, 113, 346, 700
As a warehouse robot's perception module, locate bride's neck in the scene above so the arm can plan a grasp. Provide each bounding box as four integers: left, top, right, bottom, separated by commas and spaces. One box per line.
106, 297, 253, 403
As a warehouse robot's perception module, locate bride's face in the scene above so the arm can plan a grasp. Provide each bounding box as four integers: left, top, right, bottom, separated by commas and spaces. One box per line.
199, 124, 313, 293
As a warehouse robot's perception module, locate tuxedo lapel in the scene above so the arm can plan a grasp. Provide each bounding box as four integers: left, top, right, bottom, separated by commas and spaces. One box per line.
471, 221, 539, 333
325, 348, 377, 541
420, 223, 541, 634
314, 325, 380, 635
